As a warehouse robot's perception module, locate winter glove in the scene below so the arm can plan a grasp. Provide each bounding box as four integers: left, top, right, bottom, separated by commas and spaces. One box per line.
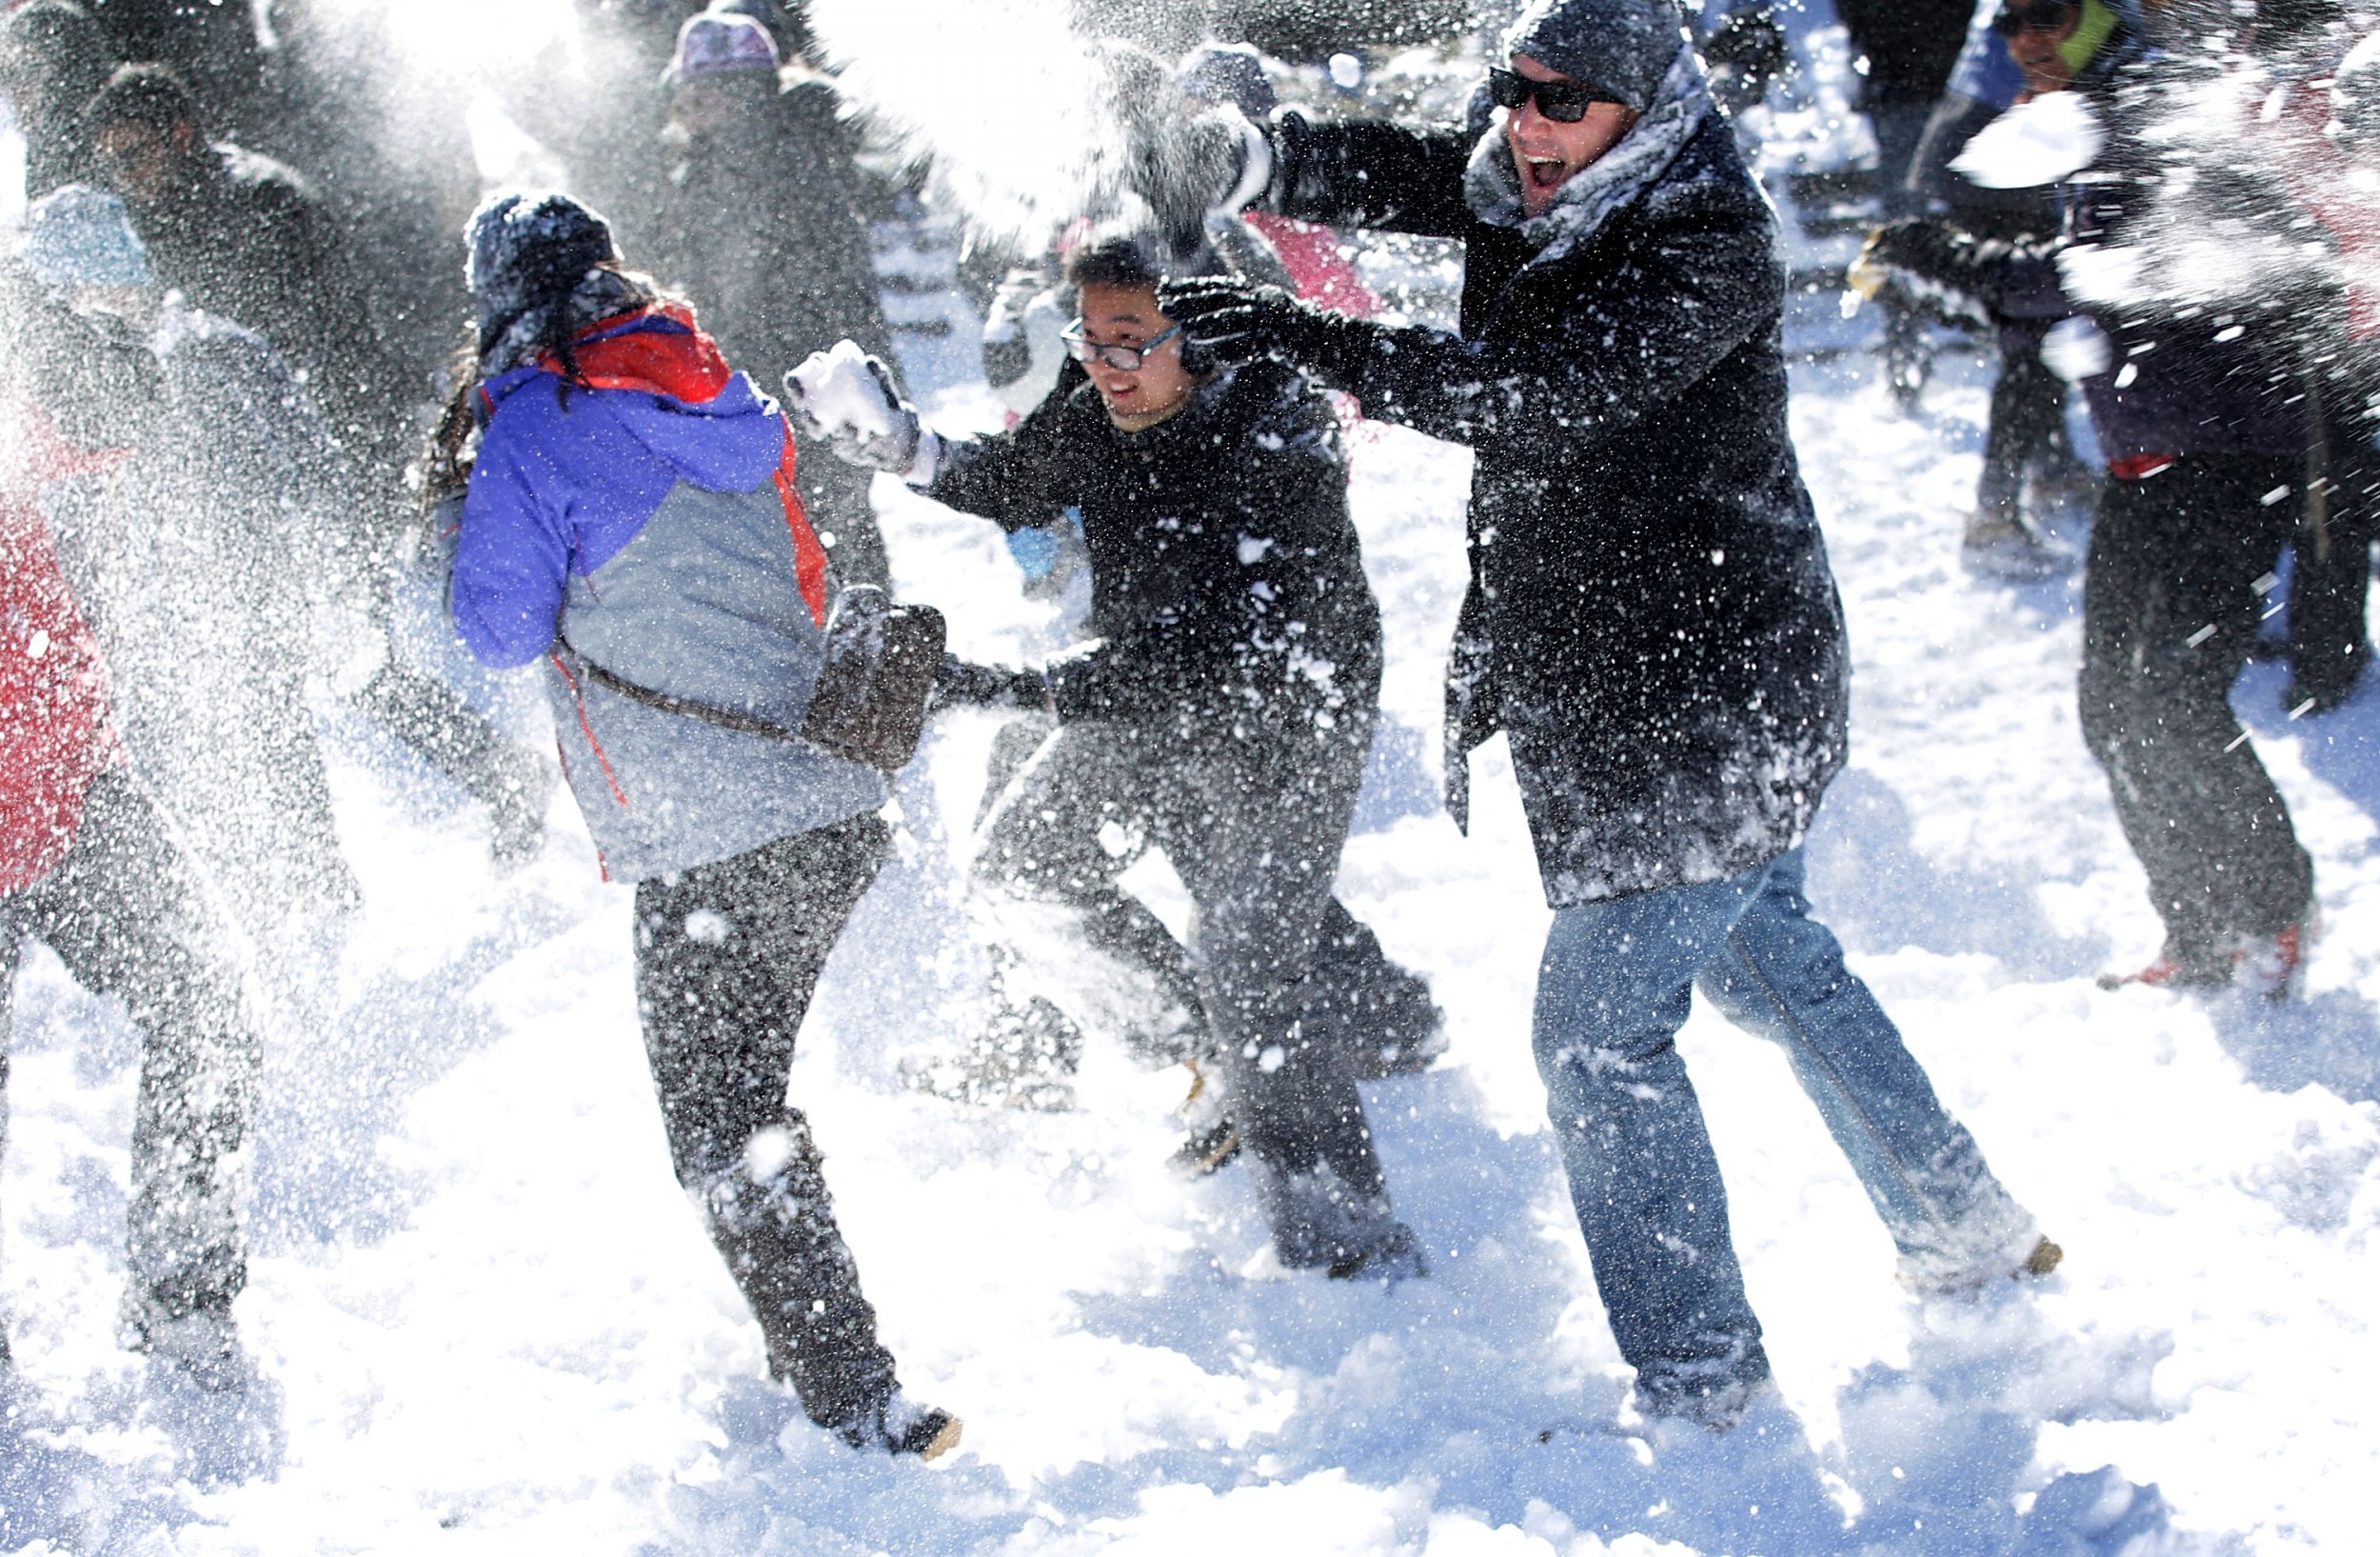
1857, 217, 1967, 292
930, 652, 1052, 713
785, 341, 943, 484
1157, 277, 1376, 385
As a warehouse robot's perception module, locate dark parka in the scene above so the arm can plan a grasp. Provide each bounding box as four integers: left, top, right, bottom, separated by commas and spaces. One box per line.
1255, 75, 1848, 905
926, 356, 1382, 743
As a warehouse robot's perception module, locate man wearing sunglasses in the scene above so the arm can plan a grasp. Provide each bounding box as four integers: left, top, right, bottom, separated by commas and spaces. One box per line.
1155, 0, 2056, 1431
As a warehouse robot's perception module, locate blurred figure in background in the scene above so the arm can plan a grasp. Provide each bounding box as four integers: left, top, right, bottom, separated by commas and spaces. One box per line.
0, 0, 117, 199
1, 255, 267, 1394
17, 185, 366, 978
1891, 0, 2105, 579
80, 63, 554, 866
1835, 0, 1975, 405
645, 6, 894, 585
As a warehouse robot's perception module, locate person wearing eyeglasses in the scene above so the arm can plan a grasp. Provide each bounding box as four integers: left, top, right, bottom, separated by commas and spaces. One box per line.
1145, 0, 2059, 1431
789, 228, 1428, 1285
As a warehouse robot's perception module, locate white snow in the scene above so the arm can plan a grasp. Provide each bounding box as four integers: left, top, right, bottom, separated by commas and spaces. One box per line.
1950, 90, 2106, 190
4, 14, 2378, 1549
5, 330, 2375, 1555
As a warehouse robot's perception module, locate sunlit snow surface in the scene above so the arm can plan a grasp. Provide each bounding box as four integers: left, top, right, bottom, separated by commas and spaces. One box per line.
5, 24, 2379, 1557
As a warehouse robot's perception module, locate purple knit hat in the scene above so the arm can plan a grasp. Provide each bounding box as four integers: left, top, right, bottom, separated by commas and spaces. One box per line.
666, 10, 782, 85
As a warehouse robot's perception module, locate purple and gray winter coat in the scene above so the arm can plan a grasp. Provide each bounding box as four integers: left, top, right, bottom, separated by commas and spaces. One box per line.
453, 307, 884, 881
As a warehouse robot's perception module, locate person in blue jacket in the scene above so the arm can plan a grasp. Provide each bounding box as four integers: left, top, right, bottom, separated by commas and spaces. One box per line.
443, 190, 958, 1461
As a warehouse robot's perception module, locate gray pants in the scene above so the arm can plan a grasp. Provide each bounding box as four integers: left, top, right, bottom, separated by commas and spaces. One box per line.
973, 714, 1406, 1268
1, 770, 260, 1345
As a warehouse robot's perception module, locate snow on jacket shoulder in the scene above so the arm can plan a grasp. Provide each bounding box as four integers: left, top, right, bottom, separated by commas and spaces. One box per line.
454, 308, 883, 881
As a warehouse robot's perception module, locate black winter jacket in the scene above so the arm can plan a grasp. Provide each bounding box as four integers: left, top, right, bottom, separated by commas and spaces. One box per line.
927, 357, 1382, 745
1263, 103, 1848, 905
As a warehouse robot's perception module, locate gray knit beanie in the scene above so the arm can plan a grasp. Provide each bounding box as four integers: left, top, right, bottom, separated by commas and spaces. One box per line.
1501, 0, 1690, 113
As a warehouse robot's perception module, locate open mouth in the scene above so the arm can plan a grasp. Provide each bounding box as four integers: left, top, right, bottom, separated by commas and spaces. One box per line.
1523, 155, 1569, 193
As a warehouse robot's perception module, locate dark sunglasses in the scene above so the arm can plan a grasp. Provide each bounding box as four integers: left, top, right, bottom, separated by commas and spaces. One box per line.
1992, 0, 2076, 35
1487, 67, 1624, 124
1061, 320, 1182, 371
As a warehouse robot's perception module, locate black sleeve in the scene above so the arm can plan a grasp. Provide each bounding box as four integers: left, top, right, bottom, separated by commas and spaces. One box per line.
1048, 383, 1357, 725
1341, 176, 1782, 449
922, 380, 1081, 534
1263, 110, 1480, 239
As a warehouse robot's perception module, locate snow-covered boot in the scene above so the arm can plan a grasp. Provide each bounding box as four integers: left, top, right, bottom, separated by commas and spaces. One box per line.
1900, 1232, 2064, 1297
831, 1388, 963, 1462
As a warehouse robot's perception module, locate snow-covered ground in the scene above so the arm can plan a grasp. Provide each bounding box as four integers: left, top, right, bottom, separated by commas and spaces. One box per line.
5, 306, 2377, 1551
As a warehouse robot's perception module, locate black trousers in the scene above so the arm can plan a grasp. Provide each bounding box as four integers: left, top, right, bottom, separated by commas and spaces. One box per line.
2080, 458, 2315, 960
1, 770, 259, 1337
633, 812, 897, 1427
974, 713, 1403, 1268
2283, 411, 2379, 704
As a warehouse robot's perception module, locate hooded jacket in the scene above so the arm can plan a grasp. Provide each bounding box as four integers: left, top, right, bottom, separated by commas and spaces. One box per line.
1259, 45, 1850, 905
454, 306, 884, 881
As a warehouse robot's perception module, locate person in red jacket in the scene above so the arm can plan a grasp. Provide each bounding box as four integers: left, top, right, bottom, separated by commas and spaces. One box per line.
1, 272, 265, 1391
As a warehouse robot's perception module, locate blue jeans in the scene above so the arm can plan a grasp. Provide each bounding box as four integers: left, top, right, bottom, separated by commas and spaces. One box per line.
1533, 848, 2033, 1405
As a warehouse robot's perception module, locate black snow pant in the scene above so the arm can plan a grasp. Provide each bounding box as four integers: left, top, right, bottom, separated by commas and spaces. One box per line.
1978, 318, 2075, 522
974, 711, 1405, 1269
632, 811, 899, 1427
2283, 409, 2379, 708
0, 770, 260, 1344
2080, 456, 2316, 962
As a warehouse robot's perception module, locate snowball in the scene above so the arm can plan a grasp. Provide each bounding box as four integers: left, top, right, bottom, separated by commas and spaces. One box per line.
2041, 316, 2112, 382
788, 339, 898, 444
1950, 92, 2104, 189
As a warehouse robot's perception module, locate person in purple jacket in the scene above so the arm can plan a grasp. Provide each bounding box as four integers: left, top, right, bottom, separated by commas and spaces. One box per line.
441, 190, 958, 1461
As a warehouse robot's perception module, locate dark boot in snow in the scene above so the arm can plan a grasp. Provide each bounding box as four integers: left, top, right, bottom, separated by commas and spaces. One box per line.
831, 1388, 962, 1461
1302, 902, 1447, 1080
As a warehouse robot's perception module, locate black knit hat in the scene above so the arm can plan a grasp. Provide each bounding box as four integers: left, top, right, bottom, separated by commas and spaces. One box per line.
1501, 0, 1689, 113
465, 190, 622, 349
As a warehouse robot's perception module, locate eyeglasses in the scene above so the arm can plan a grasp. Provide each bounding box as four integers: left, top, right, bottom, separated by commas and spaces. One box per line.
1991, 0, 2076, 35
1486, 67, 1625, 124
1061, 320, 1182, 371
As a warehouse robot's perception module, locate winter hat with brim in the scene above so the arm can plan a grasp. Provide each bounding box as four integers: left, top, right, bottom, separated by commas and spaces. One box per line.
665, 10, 781, 85
1501, 0, 1691, 114
22, 183, 150, 288
466, 190, 621, 348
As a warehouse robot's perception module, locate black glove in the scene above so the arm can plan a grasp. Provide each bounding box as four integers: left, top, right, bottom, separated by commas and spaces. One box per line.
1859, 217, 1973, 288
930, 653, 1050, 713
1158, 277, 1376, 385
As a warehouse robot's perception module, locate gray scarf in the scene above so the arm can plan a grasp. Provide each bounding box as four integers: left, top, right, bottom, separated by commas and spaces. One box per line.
1462, 43, 1715, 266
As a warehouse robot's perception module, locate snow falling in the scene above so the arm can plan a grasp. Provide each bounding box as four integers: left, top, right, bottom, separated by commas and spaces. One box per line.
2, 1, 2377, 1554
